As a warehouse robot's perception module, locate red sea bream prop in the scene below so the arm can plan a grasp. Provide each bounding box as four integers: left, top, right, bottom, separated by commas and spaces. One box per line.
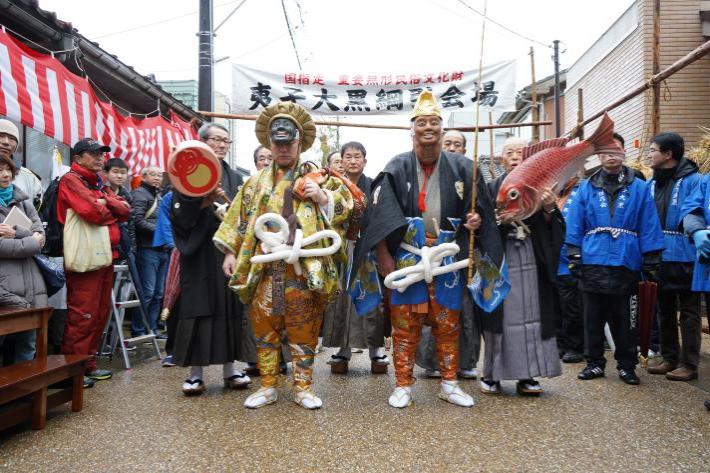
496, 113, 624, 223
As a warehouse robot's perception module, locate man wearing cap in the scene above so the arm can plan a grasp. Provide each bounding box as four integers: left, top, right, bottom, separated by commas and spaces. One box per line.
351, 91, 503, 408
0, 119, 43, 209
57, 138, 131, 385
214, 102, 353, 410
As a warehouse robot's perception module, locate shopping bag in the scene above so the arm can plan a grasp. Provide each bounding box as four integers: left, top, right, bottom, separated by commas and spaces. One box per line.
63, 208, 112, 272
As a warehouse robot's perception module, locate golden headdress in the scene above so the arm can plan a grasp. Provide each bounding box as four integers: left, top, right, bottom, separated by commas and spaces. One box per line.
255, 102, 316, 152
410, 89, 442, 120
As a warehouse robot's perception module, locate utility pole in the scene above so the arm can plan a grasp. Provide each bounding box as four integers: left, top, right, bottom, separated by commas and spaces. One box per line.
553, 39, 561, 137
198, 0, 214, 114
529, 46, 539, 143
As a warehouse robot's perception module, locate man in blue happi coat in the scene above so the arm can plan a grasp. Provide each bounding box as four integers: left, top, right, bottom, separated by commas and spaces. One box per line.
682, 173, 710, 409
646, 132, 702, 382
566, 141, 663, 385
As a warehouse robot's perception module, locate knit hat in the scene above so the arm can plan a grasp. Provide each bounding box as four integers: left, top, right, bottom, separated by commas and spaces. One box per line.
0, 119, 20, 142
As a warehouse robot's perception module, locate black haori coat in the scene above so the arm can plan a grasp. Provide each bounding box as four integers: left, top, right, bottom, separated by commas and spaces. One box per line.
352, 150, 503, 295
486, 173, 564, 340
169, 162, 244, 366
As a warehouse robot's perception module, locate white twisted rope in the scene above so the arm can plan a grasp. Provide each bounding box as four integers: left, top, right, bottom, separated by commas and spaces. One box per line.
384, 242, 470, 293
250, 212, 342, 275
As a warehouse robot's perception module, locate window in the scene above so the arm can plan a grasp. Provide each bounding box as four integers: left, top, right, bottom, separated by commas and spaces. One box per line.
24, 125, 70, 188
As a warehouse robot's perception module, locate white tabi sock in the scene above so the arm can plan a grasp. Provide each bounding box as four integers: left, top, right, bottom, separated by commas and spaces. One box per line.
335, 347, 352, 360
369, 347, 385, 360
222, 361, 238, 378
188, 366, 203, 382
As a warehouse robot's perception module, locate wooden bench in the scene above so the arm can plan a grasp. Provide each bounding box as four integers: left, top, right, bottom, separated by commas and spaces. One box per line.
0, 307, 89, 431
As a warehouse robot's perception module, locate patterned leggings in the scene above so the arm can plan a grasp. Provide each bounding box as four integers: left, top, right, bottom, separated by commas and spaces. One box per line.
250, 266, 325, 390
390, 285, 460, 386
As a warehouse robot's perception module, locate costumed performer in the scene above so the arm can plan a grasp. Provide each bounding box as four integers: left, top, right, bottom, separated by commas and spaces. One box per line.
214, 102, 354, 410
351, 90, 504, 408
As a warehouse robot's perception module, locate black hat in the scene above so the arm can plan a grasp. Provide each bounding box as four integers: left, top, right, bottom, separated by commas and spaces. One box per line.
71, 138, 111, 156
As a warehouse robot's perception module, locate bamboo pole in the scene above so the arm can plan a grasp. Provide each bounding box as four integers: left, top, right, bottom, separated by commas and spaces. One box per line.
567, 39, 710, 135
529, 46, 540, 144
198, 110, 551, 132
467, 0, 488, 286
451, 121, 552, 132
651, 0, 661, 137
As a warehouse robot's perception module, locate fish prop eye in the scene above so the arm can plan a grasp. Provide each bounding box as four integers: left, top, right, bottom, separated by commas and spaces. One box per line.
507, 188, 520, 200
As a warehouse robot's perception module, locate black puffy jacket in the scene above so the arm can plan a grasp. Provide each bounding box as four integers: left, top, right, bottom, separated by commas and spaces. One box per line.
131, 182, 161, 249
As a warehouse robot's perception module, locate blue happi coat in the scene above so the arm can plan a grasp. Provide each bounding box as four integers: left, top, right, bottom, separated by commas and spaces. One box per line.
557, 183, 582, 277
565, 171, 663, 271
649, 170, 702, 263
349, 151, 506, 314
681, 174, 710, 291
390, 217, 466, 310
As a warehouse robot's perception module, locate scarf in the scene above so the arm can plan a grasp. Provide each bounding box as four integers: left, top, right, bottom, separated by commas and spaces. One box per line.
0, 185, 13, 207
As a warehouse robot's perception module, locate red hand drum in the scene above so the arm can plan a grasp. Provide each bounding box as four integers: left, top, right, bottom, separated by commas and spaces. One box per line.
167, 140, 222, 197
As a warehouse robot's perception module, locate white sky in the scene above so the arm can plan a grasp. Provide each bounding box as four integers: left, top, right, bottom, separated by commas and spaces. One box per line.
38, 0, 635, 174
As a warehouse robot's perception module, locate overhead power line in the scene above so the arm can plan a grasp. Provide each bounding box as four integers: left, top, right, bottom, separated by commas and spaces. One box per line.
281, 0, 302, 70
454, 0, 551, 48
92, 0, 242, 40
234, 32, 289, 60
214, 0, 247, 32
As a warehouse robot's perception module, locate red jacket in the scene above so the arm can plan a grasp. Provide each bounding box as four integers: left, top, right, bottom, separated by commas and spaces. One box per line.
57, 163, 131, 259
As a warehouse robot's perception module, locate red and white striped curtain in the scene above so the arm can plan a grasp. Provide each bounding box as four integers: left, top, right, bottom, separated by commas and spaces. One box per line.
0, 28, 197, 175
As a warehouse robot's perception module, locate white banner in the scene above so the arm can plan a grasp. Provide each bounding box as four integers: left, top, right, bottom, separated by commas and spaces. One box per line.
232, 60, 516, 116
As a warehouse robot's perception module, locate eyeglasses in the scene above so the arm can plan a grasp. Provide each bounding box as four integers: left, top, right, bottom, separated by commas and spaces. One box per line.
207, 136, 232, 145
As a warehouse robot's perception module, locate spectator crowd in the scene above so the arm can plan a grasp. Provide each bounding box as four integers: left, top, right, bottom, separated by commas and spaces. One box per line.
0, 105, 708, 412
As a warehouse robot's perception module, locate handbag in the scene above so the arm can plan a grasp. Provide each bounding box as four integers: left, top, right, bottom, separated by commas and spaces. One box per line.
33, 254, 65, 297
63, 208, 112, 272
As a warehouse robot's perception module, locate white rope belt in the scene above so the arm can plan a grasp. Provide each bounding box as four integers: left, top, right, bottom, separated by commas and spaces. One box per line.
250, 213, 342, 276
384, 242, 469, 293
663, 230, 684, 236
585, 227, 638, 239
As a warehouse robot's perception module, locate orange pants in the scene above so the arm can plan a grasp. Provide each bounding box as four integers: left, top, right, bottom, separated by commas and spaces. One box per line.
390, 285, 460, 386
250, 265, 325, 390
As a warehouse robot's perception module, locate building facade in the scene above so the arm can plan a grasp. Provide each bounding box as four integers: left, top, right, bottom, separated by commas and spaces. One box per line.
565, 0, 710, 163
497, 71, 568, 144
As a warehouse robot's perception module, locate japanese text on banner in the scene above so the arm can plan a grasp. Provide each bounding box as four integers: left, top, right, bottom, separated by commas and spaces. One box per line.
232, 60, 516, 116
